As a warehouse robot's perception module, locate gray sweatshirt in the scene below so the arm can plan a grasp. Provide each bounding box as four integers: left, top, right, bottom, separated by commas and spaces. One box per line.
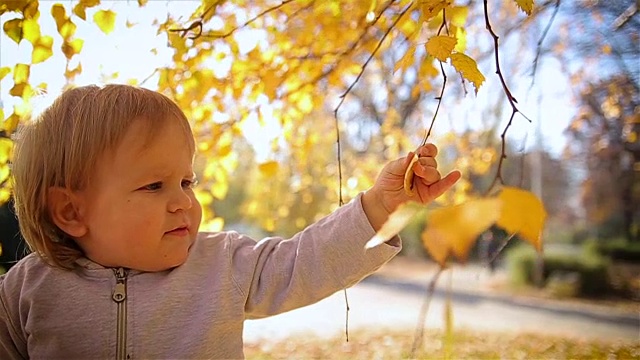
0, 194, 400, 359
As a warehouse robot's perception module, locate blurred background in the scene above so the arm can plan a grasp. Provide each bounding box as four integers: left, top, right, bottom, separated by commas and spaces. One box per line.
1, 0, 638, 358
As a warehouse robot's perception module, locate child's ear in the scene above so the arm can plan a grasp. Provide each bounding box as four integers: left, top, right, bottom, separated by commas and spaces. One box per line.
47, 187, 88, 238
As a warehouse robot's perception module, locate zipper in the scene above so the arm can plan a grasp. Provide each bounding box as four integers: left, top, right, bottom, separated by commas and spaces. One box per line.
112, 267, 128, 360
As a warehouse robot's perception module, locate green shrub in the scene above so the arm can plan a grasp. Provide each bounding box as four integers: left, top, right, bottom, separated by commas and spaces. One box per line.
506, 246, 610, 297
399, 209, 429, 259
591, 238, 640, 262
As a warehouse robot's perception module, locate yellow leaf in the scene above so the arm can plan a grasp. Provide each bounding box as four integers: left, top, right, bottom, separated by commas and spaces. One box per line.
403, 152, 420, 196
449, 6, 468, 27
450, 52, 485, 94
0, 0, 28, 14
210, 180, 228, 200
195, 188, 213, 206
64, 62, 83, 79
0, 164, 9, 184
62, 38, 84, 59
22, 0, 38, 19
73, 4, 86, 20
258, 161, 279, 177
422, 198, 501, 266
496, 186, 546, 251
296, 92, 313, 114
0, 67, 10, 81
454, 26, 467, 53
426, 36, 457, 62
394, 46, 415, 74
51, 4, 67, 28
22, 18, 41, 44
0, 187, 11, 204
2, 18, 22, 44
2, 113, 21, 134
421, 0, 451, 21
203, 217, 224, 232
365, 202, 423, 249
9, 83, 32, 98
13, 63, 30, 83
138, 0, 148, 6
32, 35, 53, 64
0, 138, 13, 164
514, 0, 534, 15
73, 0, 100, 20
93, 9, 116, 35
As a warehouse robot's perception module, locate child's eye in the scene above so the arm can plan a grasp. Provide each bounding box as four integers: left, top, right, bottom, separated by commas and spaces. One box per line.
142, 182, 162, 191
182, 178, 198, 189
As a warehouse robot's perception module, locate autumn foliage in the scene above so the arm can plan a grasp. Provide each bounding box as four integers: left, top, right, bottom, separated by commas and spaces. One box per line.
1, 0, 547, 264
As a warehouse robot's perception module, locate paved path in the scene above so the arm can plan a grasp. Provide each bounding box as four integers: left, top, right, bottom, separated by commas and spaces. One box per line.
244, 260, 639, 344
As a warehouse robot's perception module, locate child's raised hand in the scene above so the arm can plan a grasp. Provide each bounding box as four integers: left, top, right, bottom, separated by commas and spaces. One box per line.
362, 144, 461, 230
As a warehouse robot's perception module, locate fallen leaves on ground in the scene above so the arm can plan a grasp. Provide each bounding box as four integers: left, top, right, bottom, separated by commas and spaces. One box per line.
244, 328, 639, 360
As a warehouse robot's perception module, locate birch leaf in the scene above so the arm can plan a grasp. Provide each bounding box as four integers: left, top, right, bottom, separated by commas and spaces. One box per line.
450, 52, 485, 94
365, 202, 423, 249
258, 161, 279, 177
496, 186, 546, 251
426, 36, 457, 62
394, 46, 416, 74
422, 198, 501, 266
0, 67, 10, 81
403, 152, 420, 196
94, 10, 116, 35
2, 18, 22, 44
514, 0, 534, 15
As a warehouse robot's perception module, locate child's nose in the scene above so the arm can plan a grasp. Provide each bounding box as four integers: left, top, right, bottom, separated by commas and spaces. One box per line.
168, 189, 193, 213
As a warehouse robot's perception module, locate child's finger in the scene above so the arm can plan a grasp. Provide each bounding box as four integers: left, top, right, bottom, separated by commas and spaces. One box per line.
415, 166, 441, 184
417, 144, 438, 158
416, 156, 437, 170
425, 170, 462, 198
413, 159, 439, 181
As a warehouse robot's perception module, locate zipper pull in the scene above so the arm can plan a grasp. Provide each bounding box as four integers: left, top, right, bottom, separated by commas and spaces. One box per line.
113, 268, 128, 303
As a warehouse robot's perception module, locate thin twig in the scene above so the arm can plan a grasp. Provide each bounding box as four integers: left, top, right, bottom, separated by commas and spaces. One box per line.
283, 0, 395, 99
343, 289, 350, 341
203, 0, 295, 39
331, 0, 408, 342
483, 0, 532, 195
530, 0, 561, 88
334, 2, 413, 118
421, 10, 449, 146
333, 0, 405, 206
486, 232, 516, 267
170, 0, 295, 39
410, 266, 445, 357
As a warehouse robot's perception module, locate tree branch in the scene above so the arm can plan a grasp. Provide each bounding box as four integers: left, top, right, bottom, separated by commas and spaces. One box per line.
422, 10, 449, 146
530, 0, 561, 88
483, 0, 532, 194
332, 0, 401, 207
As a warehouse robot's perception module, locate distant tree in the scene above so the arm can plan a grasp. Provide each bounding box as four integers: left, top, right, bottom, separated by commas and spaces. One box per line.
565, 74, 639, 242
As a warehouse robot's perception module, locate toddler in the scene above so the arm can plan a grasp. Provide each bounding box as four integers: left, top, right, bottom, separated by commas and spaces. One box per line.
0, 84, 460, 359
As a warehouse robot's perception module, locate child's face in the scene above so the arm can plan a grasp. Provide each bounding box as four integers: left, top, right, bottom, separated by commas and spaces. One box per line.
75, 118, 202, 271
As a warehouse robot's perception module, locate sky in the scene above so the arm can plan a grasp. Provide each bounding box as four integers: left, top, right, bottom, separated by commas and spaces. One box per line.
0, 1, 577, 159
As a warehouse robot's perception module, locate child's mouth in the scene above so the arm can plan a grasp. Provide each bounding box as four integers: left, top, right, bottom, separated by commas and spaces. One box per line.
166, 226, 189, 236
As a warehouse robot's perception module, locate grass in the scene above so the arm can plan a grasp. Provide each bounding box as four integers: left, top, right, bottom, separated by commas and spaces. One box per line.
245, 328, 639, 359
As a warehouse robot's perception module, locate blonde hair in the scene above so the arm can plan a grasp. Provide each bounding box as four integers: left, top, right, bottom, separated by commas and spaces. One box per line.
12, 84, 195, 269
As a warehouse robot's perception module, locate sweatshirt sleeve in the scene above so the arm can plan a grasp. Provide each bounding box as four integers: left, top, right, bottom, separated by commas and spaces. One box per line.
0, 277, 28, 360
228, 193, 401, 319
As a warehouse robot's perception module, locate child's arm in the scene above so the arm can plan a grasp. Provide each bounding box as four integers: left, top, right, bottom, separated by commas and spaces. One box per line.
0, 279, 28, 359
362, 143, 461, 231
229, 144, 459, 318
